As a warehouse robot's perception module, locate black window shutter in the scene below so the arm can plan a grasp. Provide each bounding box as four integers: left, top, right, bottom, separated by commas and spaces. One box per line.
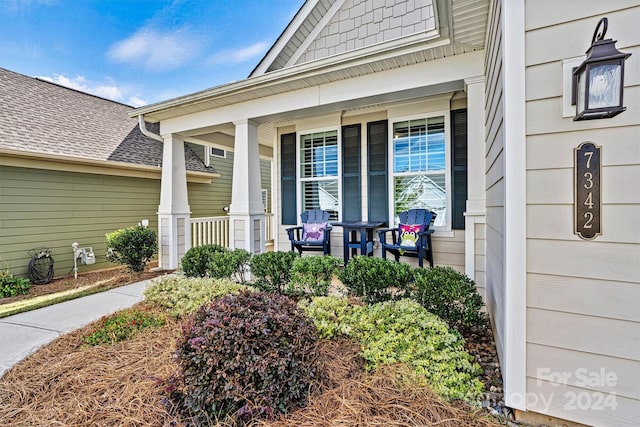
367, 120, 388, 226
342, 124, 361, 222
280, 132, 297, 225
451, 109, 468, 230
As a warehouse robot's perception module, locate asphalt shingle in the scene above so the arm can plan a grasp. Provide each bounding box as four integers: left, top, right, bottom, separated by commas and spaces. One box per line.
0, 67, 215, 174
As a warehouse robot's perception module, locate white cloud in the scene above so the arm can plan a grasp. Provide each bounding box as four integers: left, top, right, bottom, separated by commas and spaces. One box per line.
207, 41, 270, 65
108, 28, 201, 70
128, 96, 147, 107
38, 74, 124, 101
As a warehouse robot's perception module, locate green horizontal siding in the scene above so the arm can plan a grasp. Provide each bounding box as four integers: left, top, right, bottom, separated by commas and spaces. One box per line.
1, 147, 272, 278
0, 165, 161, 278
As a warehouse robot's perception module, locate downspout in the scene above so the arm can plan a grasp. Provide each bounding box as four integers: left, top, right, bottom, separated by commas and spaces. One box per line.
138, 114, 163, 142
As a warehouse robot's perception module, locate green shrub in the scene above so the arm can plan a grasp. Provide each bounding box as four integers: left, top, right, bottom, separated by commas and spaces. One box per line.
171, 291, 319, 424
181, 244, 226, 277
207, 248, 251, 284
0, 272, 31, 298
300, 296, 484, 402
83, 308, 165, 346
105, 225, 157, 273
297, 296, 355, 339
290, 255, 341, 296
249, 251, 298, 293
143, 276, 248, 317
338, 256, 413, 304
412, 266, 487, 331
349, 299, 483, 401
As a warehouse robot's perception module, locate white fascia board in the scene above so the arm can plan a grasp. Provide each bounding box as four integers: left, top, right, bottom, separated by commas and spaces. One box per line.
502, 0, 527, 410
160, 51, 484, 135
251, 0, 320, 77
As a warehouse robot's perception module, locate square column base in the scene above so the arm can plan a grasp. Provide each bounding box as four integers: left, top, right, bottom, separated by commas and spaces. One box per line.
158, 213, 191, 270
229, 213, 266, 254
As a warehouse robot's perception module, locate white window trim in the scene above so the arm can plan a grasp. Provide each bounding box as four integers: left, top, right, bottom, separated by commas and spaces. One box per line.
387, 110, 452, 231
204, 145, 228, 167
296, 127, 342, 223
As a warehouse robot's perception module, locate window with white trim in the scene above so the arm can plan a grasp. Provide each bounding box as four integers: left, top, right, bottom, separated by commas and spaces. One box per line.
210, 147, 226, 158
299, 130, 339, 221
391, 114, 449, 228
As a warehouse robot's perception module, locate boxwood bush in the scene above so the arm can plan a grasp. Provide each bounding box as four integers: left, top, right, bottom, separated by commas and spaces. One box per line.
249, 251, 298, 293
338, 256, 413, 304
300, 296, 484, 402
180, 244, 226, 277
412, 266, 487, 331
171, 291, 319, 424
143, 276, 248, 317
105, 225, 157, 273
290, 255, 341, 296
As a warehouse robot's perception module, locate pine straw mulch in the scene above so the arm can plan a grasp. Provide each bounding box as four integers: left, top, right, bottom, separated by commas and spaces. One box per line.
0, 304, 500, 427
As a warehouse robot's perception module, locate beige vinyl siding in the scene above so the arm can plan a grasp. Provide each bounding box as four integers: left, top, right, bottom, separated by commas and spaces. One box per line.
0, 165, 160, 277
483, 0, 507, 369
524, 2, 640, 426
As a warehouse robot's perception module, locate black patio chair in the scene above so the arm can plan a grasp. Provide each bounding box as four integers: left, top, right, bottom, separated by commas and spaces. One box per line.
377, 209, 436, 268
286, 209, 332, 255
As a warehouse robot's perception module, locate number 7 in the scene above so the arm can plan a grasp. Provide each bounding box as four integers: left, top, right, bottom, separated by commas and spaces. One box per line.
584, 151, 593, 168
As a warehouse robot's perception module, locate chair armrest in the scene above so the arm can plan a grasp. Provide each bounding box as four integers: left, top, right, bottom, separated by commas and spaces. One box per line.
377, 227, 397, 245
286, 226, 303, 240
418, 229, 435, 236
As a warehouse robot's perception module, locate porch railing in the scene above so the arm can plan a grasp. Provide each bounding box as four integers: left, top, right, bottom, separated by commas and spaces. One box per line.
190, 213, 274, 249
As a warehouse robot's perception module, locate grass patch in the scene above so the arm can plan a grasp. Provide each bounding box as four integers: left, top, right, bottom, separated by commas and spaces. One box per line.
0, 285, 112, 318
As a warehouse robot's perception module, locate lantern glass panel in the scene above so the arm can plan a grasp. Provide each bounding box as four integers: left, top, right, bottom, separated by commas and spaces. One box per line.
577, 71, 586, 115
587, 62, 621, 109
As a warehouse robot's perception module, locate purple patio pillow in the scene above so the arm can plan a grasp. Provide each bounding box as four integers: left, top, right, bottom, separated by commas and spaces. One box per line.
302, 222, 327, 242
398, 223, 425, 248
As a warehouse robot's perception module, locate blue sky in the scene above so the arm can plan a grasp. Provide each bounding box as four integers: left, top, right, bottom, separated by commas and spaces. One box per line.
0, 0, 304, 107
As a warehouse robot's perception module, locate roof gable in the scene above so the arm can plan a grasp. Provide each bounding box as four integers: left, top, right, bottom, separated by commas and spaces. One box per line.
251, 0, 438, 76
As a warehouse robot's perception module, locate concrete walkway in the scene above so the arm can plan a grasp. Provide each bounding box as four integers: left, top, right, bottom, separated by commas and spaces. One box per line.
0, 278, 157, 377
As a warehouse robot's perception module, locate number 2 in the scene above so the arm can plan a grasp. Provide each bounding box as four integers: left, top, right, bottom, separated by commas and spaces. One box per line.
584, 212, 594, 229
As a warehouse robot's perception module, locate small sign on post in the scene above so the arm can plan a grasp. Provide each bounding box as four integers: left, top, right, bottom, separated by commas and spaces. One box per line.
575, 142, 601, 240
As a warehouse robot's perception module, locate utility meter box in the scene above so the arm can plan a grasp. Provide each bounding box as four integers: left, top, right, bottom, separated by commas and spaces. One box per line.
82, 247, 96, 265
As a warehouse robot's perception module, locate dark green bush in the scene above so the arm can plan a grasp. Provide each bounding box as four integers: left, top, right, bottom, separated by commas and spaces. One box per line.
290, 255, 341, 296
171, 291, 319, 424
249, 251, 298, 293
338, 256, 413, 304
0, 272, 31, 298
412, 266, 487, 330
181, 244, 226, 277
207, 248, 251, 284
105, 225, 157, 273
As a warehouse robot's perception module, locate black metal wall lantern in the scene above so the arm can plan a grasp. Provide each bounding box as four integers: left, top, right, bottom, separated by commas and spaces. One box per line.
572, 17, 632, 121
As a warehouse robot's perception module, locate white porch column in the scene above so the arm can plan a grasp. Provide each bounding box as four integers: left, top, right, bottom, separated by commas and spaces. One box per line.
464, 77, 486, 281
157, 134, 191, 270
229, 119, 265, 254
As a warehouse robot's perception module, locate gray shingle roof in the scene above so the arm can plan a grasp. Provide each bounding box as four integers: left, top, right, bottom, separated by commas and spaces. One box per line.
0, 67, 215, 175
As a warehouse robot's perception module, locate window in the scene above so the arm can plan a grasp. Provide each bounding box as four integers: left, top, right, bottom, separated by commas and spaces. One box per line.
299, 130, 339, 221
261, 189, 268, 213
210, 147, 226, 158
391, 115, 449, 228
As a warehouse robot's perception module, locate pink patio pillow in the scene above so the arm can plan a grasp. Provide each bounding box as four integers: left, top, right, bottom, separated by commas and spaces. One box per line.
302, 222, 327, 242
398, 223, 425, 248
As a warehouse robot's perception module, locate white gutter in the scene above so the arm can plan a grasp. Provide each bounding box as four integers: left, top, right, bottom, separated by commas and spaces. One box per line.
138, 114, 163, 142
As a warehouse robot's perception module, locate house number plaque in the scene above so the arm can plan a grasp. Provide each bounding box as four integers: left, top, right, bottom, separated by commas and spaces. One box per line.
575, 142, 601, 240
